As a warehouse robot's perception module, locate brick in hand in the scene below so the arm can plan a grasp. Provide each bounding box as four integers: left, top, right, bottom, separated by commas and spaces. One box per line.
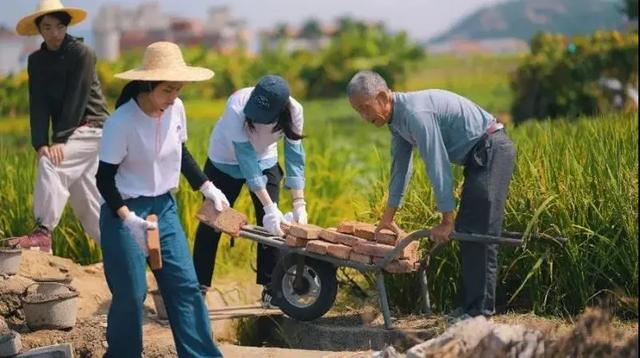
353, 223, 377, 241
196, 200, 247, 236
146, 214, 162, 271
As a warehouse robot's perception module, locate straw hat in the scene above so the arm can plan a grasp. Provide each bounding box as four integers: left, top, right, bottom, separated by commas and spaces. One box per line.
16, 0, 86, 36
115, 42, 214, 82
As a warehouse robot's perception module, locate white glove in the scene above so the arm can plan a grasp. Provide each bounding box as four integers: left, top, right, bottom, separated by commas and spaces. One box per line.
263, 203, 288, 236
292, 199, 308, 224
200, 181, 230, 211
123, 211, 157, 256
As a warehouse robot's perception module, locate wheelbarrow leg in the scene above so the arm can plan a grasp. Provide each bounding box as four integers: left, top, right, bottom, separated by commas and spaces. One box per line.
375, 271, 392, 329
293, 255, 306, 292
418, 266, 432, 315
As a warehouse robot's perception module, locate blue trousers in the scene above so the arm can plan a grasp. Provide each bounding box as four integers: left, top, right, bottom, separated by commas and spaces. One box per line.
100, 193, 222, 357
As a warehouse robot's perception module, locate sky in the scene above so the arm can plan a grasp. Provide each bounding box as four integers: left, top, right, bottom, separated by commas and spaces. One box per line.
1, 0, 503, 42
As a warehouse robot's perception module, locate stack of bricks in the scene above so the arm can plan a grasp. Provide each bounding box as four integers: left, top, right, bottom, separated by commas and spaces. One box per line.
284, 220, 421, 274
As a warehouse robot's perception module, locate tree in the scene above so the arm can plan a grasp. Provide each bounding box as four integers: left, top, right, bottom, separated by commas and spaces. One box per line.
301, 19, 323, 39
622, 0, 638, 19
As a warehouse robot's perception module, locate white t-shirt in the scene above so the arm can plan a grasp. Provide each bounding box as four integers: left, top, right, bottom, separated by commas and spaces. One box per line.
99, 98, 187, 199
208, 87, 304, 164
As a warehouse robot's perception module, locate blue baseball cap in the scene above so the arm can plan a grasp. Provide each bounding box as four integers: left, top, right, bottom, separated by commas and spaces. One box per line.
243, 75, 290, 124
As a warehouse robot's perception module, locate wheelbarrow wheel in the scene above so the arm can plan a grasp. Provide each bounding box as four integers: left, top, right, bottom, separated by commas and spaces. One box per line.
271, 253, 337, 321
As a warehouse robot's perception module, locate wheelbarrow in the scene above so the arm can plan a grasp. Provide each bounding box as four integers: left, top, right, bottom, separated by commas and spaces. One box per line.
238, 225, 567, 329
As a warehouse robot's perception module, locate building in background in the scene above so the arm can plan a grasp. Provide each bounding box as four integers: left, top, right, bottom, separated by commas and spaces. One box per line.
426, 38, 529, 56
93, 2, 250, 61
259, 21, 337, 53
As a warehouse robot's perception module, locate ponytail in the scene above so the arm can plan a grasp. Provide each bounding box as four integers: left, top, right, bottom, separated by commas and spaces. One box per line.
115, 80, 163, 109
273, 102, 304, 141
245, 100, 304, 141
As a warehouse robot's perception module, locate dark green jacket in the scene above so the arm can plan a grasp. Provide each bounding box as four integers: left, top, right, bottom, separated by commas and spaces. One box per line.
27, 34, 109, 151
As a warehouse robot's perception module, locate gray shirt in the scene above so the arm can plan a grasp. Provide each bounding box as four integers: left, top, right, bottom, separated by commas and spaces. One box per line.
387, 89, 495, 211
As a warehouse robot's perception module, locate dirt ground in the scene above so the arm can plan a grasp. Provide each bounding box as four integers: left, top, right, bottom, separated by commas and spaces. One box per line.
1, 250, 637, 357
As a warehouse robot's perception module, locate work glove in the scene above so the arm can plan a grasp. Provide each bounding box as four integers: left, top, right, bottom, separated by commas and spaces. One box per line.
123, 211, 157, 256
263, 203, 289, 236
292, 198, 308, 224
200, 181, 230, 211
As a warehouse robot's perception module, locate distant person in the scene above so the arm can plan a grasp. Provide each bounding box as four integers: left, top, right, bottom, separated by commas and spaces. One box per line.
9, 0, 109, 252
347, 70, 516, 322
95, 41, 225, 357
193, 75, 307, 308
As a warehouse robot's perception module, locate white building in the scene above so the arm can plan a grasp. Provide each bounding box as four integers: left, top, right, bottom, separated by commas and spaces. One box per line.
93, 2, 249, 61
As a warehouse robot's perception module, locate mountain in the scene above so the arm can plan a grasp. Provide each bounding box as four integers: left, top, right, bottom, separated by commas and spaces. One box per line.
428, 0, 627, 44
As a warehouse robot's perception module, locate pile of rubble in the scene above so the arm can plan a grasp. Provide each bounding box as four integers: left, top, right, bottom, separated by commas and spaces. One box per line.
382, 308, 639, 358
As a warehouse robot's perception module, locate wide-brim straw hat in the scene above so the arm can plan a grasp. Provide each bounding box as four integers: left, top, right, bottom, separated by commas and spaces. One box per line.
16, 0, 86, 36
115, 42, 214, 82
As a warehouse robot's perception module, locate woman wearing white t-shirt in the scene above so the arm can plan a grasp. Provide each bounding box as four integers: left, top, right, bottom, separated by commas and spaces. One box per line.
95, 42, 226, 358
193, 75, 307, 307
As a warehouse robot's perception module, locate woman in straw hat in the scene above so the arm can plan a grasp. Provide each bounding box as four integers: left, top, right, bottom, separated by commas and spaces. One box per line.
95, 41, 226, 357
9, 0, 109, 252
193, 74, 308, 308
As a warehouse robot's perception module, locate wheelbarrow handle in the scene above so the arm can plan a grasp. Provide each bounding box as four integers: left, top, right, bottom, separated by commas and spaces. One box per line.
375, 229, 568, 268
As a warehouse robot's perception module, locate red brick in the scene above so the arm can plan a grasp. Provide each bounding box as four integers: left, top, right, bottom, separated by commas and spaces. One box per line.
146, 215, 162, 271
326, 243, 352, 260
353, 223, 377, 240
352, 241, 396, 258
349, 252, 373, 265
402, 241, 421, 264
196, 200, 248, 236
339, 234, 368, 248
289, 223, 323, 239
319, 228, 366, 247
318, 228, 341, 243
374, 229, 401, 245
285, 235, 307, 248
306, 240, 331, 255
373, 258, 415, 273
336, 221, 359, 234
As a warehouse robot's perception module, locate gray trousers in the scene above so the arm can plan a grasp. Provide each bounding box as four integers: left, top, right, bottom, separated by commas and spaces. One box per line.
455, 130, 516, 316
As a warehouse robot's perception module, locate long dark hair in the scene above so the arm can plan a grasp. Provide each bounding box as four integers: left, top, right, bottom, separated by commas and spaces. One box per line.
115, 81, 163, 109
246, 100, 305, 141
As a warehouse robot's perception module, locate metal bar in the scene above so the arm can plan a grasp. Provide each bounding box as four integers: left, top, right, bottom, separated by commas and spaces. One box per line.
294, 255, 306, 291
375, 272, 392, 329
453, 232, 524, 246
502, 231, 569, 244
418, 266, 431, 315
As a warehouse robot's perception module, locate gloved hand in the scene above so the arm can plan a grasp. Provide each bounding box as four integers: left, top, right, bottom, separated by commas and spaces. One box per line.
263, 203, 288, 236
292, 198, 308, 224
200, 181, 230, 211
123, 211, 157, 256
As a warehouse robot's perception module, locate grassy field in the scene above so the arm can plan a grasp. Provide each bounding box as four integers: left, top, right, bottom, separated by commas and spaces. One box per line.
0, 55, 637, 318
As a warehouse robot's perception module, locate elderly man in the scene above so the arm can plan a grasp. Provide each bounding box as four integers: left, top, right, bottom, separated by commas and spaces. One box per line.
347, 70, 516, 320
